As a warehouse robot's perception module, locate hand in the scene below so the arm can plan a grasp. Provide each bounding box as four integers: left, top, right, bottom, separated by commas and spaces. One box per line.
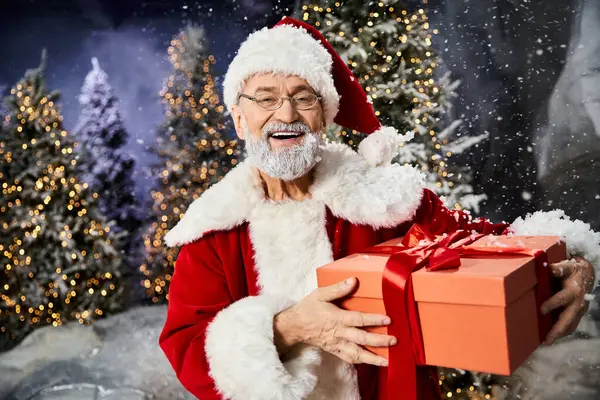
541, 257, 596, 345
275, 277, 396, 367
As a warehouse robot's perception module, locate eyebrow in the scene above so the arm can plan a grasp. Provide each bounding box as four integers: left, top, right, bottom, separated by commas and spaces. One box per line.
290, 84, 316, 94
253, 84, 316, 94
253, 86, 278, 93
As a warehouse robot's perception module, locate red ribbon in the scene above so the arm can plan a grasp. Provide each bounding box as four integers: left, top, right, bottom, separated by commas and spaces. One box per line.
361, 224, 556, 400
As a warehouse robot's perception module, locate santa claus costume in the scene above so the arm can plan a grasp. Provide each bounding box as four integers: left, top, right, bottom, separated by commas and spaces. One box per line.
158, 17, 600, 400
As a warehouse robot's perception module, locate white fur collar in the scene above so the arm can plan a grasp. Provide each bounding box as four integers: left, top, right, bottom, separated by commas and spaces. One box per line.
164, 142, 426, 247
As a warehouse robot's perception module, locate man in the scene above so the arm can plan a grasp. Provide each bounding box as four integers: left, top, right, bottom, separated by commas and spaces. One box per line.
159, 17, 599, 400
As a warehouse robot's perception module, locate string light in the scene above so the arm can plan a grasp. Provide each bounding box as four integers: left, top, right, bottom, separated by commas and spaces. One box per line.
1, 58, 122, 348
141, 27, 241, 304
302, 1, 467, 207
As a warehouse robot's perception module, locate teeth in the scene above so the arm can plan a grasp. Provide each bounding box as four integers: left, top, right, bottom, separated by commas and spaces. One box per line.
271, 132, 301, 137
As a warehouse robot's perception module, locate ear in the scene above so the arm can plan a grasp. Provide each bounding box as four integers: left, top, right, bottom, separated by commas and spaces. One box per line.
231, 104, 245, 140
317, 103, 326, 131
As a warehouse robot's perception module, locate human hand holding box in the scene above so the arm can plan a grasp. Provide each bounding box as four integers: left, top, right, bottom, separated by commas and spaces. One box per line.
316, 229, 565, 376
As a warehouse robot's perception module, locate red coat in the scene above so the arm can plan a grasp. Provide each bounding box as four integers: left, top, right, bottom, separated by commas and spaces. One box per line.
158, 144, 598, 400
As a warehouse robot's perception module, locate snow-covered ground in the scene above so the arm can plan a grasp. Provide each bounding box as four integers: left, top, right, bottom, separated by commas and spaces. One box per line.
0, 306, 194, 400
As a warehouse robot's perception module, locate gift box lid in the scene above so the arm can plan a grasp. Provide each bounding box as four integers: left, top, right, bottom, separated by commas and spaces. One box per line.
316, 235, 566, 307
412, 235, 566, 306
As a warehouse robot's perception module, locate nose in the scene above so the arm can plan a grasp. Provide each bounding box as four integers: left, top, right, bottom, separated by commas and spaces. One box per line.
274, 97, 300, 124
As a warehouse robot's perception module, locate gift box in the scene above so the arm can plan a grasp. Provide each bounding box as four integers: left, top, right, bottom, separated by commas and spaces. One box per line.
316, 232, 566, 376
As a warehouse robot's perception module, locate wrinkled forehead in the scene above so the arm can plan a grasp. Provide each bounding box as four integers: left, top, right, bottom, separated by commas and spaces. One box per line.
242, 73, 318, 95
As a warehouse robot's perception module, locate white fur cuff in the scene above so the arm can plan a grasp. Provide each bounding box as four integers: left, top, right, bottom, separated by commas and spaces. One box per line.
204, 295, 321, 400
510, 210, 600, 291
357, 126, 415, 167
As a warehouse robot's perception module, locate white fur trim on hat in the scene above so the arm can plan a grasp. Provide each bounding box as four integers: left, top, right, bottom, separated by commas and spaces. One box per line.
357, 126, 415, 167
223, 23, 340, 125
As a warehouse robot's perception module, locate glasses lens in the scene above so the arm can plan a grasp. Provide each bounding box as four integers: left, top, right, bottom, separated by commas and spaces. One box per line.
254, 94, 281, 110
292, 93, 318, 110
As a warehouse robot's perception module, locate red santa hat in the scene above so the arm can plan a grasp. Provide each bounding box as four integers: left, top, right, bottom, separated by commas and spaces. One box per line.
223, 16, 414, 167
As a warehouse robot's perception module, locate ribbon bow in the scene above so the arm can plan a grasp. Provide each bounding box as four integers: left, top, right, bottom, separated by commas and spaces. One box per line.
360, 224, 555, 400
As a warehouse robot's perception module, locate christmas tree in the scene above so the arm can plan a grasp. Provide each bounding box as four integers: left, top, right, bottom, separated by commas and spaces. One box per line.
300, 1, 497, 398
140, 26, 241, 304
0, 51, 124, 352
299, 0, 486, 212
74, 58, 144, 301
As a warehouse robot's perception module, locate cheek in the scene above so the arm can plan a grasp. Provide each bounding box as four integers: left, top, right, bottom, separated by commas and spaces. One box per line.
302, 111, 324, 132
245, 113, 271, 138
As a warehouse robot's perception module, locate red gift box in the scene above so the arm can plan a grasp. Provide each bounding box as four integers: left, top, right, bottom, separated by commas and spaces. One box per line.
316, 224, 565, 399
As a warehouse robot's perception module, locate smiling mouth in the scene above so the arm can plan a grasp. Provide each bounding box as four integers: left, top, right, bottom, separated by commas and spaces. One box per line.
268, 131, 305, 140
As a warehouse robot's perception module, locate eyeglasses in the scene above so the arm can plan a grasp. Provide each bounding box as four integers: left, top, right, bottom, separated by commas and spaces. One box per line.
238, 92, 322, 111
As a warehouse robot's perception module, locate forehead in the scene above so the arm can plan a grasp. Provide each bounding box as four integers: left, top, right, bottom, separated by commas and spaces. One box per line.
243, 73, 316, 93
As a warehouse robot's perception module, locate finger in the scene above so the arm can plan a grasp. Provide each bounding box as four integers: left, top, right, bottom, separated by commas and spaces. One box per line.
333, 341, 389, 367
340, 310, 391, 327
564, 307, 587, 336
544, 302, 580, 345
562, 259, 596, 294
336, 327, 397, 348
548, 259, 579, 278
579, 261, 596, 292
564, 324, 577, 337
583, 276, 596, 294
541, 287, 578, 315
564, 304, 590, 337
314, 277, 357, 302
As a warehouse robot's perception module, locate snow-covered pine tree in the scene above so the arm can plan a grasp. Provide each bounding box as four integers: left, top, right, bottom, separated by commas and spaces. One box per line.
0, 51, 124, 352
74, 58, 144, 294
140, 26, 241, 304
299, 0, 486, 212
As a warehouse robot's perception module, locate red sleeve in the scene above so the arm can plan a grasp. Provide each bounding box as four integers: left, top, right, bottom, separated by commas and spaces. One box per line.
413, 189, 600, 289
414, 188, 509, 235
159, 234, 319, 400
159, 234, 231, 400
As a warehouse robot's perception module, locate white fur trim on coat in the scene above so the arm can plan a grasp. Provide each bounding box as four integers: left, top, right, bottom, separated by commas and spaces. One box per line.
164, 142, 427, 247
163, 159, 261, 247
204, 295, 321, 400
358, 125, 415, 167
246, 195, 360, 399
509, 210, 600, 290
222, 23, 340, 126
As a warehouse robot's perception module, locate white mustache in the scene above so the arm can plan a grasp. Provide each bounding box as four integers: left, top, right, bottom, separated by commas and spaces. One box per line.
262, 122, 312, 138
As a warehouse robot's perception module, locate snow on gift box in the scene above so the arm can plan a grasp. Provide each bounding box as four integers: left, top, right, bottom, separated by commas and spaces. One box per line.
316, 225, 566, 376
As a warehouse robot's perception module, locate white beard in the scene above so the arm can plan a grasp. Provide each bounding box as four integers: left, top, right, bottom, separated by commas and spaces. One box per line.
243, 119, 324, 181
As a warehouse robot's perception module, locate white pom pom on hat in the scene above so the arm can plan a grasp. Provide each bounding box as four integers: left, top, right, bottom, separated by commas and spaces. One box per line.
223, 16, 410, 166
357, 127, 415, 167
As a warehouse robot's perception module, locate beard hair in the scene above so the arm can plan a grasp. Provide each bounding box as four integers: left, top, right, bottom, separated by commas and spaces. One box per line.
243, 119, 324, 181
